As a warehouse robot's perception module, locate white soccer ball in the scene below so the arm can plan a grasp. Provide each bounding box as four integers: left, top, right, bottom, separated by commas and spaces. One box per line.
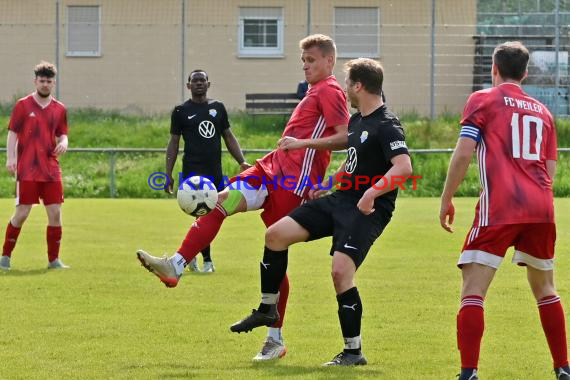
177, 176, 218, 217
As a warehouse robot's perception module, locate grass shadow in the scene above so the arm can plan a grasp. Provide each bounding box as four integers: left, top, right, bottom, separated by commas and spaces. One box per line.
250, 361, 385, 378
1, 268, 49, 276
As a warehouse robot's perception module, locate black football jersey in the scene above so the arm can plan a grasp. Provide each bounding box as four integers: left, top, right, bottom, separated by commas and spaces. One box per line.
338, 105, 409, 210
170, 99, 230, 173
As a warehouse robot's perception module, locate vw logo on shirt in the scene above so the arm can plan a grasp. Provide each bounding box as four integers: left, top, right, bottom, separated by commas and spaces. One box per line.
198, 120, 216, 139
345, 147, 358, 174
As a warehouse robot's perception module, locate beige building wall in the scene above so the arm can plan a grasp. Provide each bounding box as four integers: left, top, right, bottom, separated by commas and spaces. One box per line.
186, 0, 308, 112
58, 0, 181, 113
0, 0, 56, 102
312, 0, 477, 116
0, 0, 477, 116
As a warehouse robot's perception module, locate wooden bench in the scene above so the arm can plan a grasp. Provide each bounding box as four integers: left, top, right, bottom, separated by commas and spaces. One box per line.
245, 93, 300, 124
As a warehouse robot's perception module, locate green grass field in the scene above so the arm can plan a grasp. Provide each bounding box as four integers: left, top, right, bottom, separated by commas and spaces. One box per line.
1, 198, 569, 379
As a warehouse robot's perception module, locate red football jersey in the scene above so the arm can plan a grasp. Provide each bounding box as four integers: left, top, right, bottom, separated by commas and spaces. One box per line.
460, 83, 557, 226
8, 94, 68, 182
257, 76, 349, 198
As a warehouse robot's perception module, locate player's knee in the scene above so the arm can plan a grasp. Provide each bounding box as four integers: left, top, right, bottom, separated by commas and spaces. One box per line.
528, 274, 557, 300
265, 225, 285, 249
48, 208, 61, 219
331, 267, 351, 287
13, 207, 32, 225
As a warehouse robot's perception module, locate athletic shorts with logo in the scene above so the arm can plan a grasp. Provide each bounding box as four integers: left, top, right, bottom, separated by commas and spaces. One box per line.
288, 191, 392, 267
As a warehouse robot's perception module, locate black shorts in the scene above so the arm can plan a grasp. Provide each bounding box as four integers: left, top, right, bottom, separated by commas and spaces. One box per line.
182, 166, 223, 191
288, 191, 392, 268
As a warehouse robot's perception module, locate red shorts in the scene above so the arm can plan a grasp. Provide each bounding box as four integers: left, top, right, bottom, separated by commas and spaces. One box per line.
16, 181, 64, 206
229, 164, 303, 227
459, 223, 556, 270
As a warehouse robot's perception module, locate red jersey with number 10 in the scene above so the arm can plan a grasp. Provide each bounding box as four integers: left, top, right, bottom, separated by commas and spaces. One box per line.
8, 94, 68, 182
256, 75, 349, 198
460, 83, 557, 226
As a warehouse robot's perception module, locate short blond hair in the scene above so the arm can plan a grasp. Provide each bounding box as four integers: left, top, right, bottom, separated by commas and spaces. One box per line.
299, 34, 336, 57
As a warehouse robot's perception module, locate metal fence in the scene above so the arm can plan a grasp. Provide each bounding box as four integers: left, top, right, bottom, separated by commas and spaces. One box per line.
1, 0, 569, 118
1, 148, 568, 198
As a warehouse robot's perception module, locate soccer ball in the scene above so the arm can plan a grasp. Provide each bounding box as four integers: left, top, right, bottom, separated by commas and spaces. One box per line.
177, 176, 218, 217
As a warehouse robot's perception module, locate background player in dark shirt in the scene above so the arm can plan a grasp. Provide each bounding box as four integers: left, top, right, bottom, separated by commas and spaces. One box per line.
231, 58, 413, 366
166, 70, 251, 272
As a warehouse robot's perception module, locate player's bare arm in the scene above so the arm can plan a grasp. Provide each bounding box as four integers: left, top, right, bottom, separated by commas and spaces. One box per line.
547, 160, 557, 180
53, 134, 68, 155
439, 137, 477, 232
222, 128, 251, 171
278, 124, 348, 151
6, 130, 17, 175
357, 154, 412, 215
308, 162, 347, 200
165, 134, 180, 194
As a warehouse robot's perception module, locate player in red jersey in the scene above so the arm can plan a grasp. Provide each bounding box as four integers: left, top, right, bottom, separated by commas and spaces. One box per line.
440, 42, 568, 380
137, 34, 349, 360
2, 61, 69, 271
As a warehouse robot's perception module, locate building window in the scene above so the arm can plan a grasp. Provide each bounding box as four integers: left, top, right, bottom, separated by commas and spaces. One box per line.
334, 7, 379, 58
67, 6, 101, 57
239, 7, 283, 57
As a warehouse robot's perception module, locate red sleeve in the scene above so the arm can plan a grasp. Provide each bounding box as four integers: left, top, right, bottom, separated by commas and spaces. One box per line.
545, 114, 558, 161
56, 106, 68, 137
8, 100, 24, 133
460, 91, 487, 131
317, 84, 349, 128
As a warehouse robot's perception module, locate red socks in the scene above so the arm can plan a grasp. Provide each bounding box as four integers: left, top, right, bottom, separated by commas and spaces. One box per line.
2, 222, 21, 257
4, 222, 63, 262
538, 295, 569, 368
177, 205, 227, 262
457, 294, 569, 370
47, 226, 62, 262
457, 296, 485, 369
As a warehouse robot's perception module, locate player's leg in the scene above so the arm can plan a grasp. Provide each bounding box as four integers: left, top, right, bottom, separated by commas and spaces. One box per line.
230, 216, 310, 333
258, 187, 304, 349
515, 223, 570, 379
527, 266, 570, 378
456, 224, 516, 380
456, 263, 496, 380
2, 181, 37, 270
200, 245, 215, 273
45, 203, 68, 269
321, 251, 369, 366
323, 202, 387, 367
42, 181, 68, 269
1, 205, 33, 270
137, 167, 267, 287
197, 174, 223, 273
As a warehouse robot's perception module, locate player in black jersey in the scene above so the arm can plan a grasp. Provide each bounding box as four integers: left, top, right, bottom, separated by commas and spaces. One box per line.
166, 69, 251, 272
231, 58, 413, 366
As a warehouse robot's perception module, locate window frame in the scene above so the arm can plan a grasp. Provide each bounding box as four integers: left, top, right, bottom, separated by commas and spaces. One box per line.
238, 8, 284, 58
66, 5, 101, 57
334, 7, 380, 59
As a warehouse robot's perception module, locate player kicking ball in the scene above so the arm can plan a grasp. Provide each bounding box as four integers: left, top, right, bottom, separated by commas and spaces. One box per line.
231, 58, 412, 366
137, 34, 351, 361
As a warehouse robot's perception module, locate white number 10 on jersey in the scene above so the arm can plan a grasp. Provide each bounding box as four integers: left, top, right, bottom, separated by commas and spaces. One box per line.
511, 112, 543, 160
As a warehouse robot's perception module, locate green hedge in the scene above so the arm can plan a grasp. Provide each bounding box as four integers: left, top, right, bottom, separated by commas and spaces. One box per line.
1, 107, 569, 198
